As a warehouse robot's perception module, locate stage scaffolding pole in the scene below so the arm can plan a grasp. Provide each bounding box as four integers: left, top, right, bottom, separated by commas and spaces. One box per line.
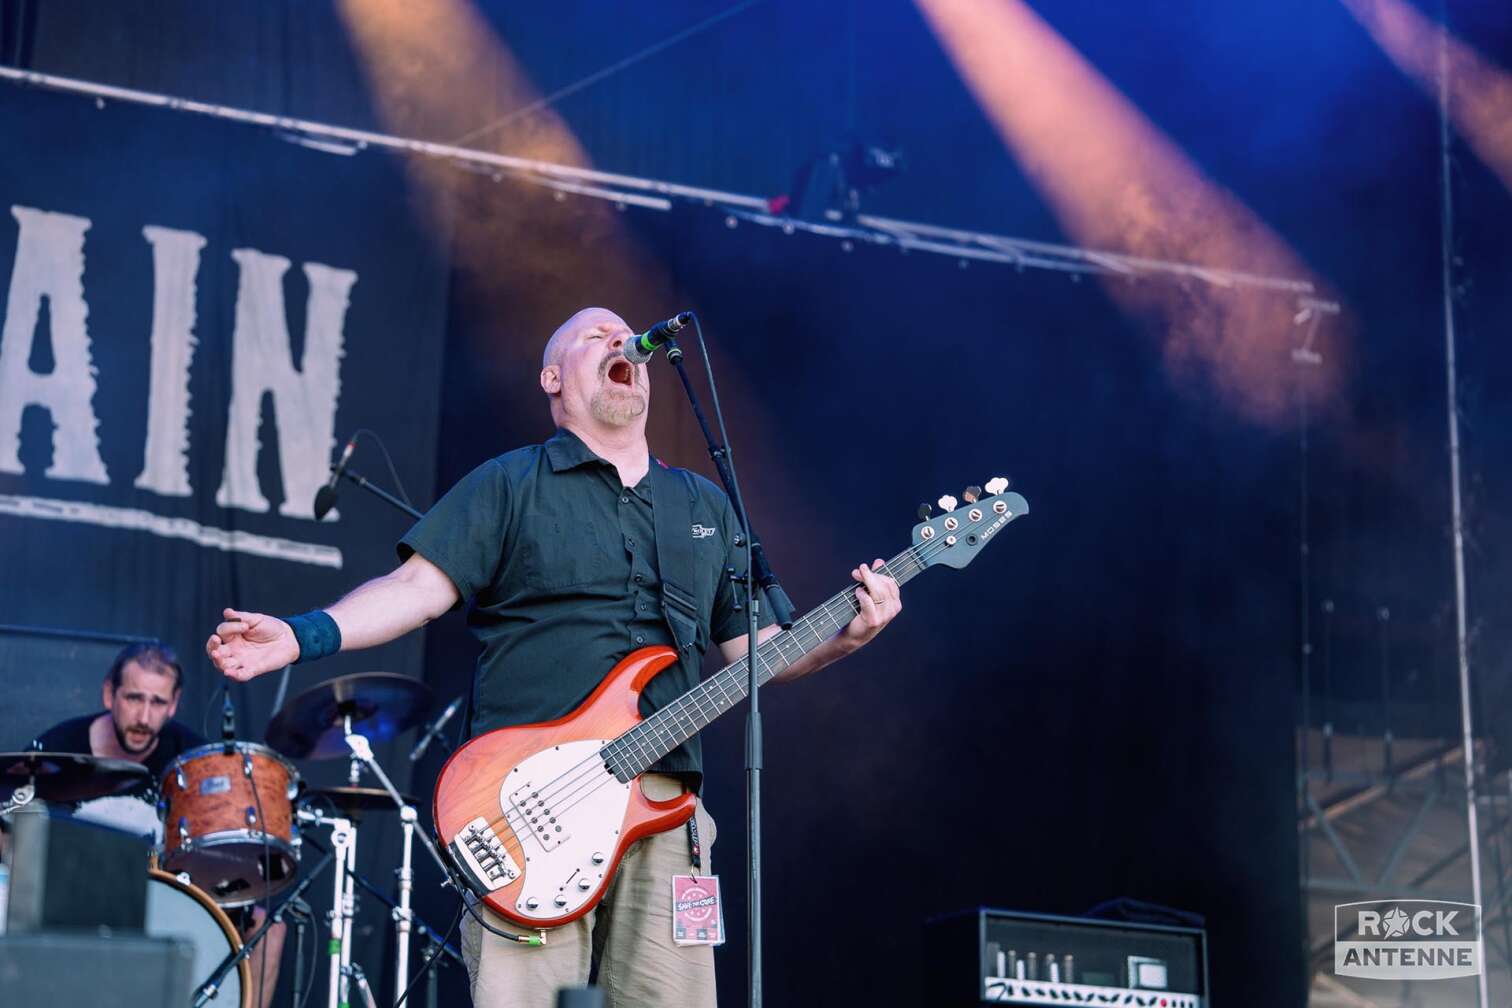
1436, 10, 1488, 1008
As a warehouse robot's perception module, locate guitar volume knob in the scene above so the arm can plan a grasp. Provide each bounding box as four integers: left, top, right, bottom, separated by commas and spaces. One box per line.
591, 852, 606, 865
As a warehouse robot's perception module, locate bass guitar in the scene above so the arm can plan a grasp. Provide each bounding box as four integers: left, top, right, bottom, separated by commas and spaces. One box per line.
433, 479, 1027, 928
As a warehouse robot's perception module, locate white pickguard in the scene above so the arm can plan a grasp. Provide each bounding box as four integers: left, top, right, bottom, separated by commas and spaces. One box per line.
500, 739, 631, 921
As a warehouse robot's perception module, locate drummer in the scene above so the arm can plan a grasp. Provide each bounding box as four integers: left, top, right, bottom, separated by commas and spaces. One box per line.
29, 642, 285, 1008
30, 642, 206, 839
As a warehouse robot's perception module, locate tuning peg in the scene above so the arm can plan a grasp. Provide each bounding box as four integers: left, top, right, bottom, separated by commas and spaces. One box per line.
961, 485, 982, 504
937, 494, 958, 512
984, 476, 1010, 496
916, 503, 932, 521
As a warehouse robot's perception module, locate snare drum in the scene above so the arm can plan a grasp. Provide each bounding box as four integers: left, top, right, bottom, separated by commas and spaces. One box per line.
147, 869, 251, 1008
160, 742, 301, 906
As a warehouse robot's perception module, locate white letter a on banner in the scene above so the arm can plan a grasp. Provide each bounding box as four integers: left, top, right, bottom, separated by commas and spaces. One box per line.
0, 206, 109, 484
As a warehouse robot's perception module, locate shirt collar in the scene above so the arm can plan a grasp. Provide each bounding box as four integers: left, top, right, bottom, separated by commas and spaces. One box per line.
545, 428, 656, 499
544, 427, 601, 473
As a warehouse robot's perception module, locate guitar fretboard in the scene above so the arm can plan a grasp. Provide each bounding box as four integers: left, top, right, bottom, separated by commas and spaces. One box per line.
600, 544, 931, 781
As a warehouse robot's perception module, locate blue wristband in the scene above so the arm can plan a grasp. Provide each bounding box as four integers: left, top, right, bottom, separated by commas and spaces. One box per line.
286, 610, 342, 664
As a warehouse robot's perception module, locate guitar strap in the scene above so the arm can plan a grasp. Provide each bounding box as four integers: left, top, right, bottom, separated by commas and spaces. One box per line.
649, 460, 705, 666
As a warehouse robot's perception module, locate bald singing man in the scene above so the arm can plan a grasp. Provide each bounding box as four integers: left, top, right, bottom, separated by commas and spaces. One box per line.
205, 307, 901, 1007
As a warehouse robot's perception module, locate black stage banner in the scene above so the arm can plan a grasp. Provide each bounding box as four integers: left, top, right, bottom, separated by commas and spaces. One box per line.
0, 84, 449, 742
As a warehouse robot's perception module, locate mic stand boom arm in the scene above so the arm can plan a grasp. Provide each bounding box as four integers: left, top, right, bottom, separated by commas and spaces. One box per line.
335, 467, 424, 521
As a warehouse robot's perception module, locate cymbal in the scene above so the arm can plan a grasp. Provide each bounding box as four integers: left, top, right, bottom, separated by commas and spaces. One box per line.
307, 785, 419, 817
266, 672, 433, 760
0, 751, 150, 804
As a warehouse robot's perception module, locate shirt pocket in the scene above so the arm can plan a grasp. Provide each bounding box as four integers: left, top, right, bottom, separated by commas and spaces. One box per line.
517, 508, 615, 592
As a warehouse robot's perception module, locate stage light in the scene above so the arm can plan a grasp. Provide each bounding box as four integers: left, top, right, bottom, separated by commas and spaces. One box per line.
914, 0, 1344, 425
1339, 0, 1512, 197
777, 141, 907, 224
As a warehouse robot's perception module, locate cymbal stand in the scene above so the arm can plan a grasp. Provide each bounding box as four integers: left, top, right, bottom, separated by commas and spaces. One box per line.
348, 962, 379, 1008
297, 805, 357, 1008
343, 717, 459, 1000
1, 780, 35, 815
349, 867, 465, 1008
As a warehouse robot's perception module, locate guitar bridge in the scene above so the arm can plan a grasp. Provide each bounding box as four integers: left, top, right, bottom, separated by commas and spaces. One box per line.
449, 816, 521, 892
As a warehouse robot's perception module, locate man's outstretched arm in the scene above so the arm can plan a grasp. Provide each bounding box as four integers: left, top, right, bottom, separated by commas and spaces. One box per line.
205, 553, 460, 682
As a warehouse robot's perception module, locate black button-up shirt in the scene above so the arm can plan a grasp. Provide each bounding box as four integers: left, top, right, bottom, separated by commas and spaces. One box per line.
399, 428, 764, 783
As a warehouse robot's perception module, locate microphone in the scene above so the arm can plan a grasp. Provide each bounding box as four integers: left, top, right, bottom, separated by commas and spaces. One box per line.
313, 434, 359, 521
409, 694, 463, 762
622, 312, 692, 365
221, 691, 237, 752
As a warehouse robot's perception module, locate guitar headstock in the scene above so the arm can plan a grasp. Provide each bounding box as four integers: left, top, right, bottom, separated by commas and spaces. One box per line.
911, 476, 1028, 570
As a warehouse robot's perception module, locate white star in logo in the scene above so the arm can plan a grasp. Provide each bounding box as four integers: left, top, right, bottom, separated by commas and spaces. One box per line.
1382, 906, 1411, 938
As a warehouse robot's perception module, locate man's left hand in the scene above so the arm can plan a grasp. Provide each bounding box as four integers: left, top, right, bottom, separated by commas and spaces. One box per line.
841, 559, 902, 652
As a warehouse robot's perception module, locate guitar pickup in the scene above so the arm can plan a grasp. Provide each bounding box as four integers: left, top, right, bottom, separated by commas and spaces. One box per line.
509, 781, 572, 852
449, 817, 521, 892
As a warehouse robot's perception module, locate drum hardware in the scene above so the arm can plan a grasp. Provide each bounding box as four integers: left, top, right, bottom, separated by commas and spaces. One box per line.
348, 867, 466, 1008
285, 897, 315, 1008
340, 714, 461, 1001
190, 842, 337, 1008
0, 751, 150, 811
346, 960, 380, 1008
2, 781, 34, 815
295, 806, 358, 1008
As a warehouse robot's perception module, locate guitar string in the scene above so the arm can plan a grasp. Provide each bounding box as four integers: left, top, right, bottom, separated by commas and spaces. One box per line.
471, 558, 907, 852
469, 506, 1006, 855
473, 511, 999, 850
469, 538, 940, 850
474, 525, 974, 850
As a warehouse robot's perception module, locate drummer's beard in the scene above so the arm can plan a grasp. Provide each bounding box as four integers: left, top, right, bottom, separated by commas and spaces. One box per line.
113, 719, 158, 755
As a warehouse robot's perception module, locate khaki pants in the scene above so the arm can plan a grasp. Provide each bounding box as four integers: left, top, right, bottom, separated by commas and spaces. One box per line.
462, 774, 719, 1008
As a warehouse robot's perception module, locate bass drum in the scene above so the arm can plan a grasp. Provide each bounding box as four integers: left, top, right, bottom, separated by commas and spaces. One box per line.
146, 869, 250, 1008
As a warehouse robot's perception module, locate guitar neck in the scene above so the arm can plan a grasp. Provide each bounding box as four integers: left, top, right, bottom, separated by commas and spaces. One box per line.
603, 545, 930, 779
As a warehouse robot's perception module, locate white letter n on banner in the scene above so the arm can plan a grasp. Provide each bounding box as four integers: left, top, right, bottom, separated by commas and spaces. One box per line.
0, 206, 109, 484
215, 249, 355, 519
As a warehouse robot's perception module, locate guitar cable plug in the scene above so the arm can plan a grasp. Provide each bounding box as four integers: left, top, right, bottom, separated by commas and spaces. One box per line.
462, 891, 546, 946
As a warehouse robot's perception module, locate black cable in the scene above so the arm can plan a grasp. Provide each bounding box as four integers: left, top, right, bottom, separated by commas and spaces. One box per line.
296, 903, 318, 1008
394, 901, 465, 1008
201, 681, 225, 738
459, 890, 543, 945
352, 428, 414, 508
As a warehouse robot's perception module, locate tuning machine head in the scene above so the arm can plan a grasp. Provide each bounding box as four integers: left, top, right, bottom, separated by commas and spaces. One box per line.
937, 494, 958, 513
961, 485, 983, 504
984, 476, 1010, 496
917, 503, 933, 521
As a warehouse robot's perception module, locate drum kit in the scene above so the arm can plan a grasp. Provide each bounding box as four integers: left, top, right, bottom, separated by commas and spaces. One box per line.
0, 673, 465, 1008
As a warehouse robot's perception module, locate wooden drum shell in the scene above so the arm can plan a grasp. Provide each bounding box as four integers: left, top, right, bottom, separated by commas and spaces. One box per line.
159, 742, 300, 907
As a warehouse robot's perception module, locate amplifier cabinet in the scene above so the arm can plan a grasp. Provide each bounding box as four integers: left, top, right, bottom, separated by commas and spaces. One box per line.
924, 908, 1208, 1006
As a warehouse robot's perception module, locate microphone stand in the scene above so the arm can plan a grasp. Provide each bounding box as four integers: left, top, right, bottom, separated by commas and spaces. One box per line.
191, 846, 336, 1008
662, 325, 791, 1008
331, 467, 424, 521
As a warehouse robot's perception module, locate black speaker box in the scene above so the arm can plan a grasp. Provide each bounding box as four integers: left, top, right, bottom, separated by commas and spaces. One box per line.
0, 931, 194, 1005
5, 809, 149, 933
